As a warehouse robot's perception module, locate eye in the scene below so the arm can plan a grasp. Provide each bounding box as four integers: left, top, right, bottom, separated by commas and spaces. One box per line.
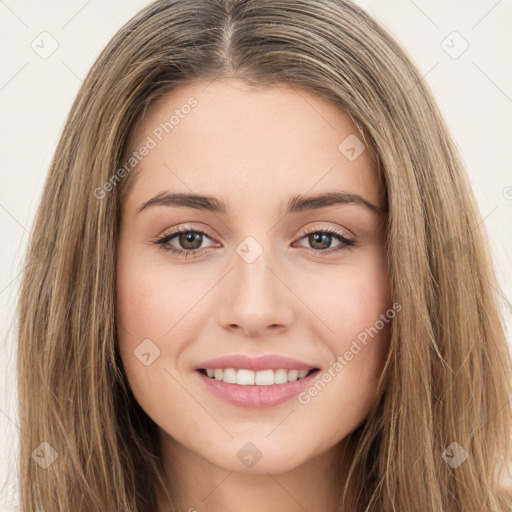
294, 226, 356, 255
153, 225, 217, 259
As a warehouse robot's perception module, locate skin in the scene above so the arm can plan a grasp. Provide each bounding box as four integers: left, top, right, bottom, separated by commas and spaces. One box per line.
115, 78, 391, 512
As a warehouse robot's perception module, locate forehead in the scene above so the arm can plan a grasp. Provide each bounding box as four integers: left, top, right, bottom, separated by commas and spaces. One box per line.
122, 79, 384, 212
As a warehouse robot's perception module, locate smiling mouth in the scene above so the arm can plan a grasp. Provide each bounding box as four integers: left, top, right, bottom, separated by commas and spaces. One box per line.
197, 368, 319, 386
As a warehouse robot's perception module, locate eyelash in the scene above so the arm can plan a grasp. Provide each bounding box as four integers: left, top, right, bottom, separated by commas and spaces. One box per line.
153, 225, 356, 259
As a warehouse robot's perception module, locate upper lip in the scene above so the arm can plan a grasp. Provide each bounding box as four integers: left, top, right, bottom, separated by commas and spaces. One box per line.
195, 354, 320, 371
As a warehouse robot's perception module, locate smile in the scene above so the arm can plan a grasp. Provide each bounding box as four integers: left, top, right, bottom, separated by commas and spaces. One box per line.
196, 368, 320, 408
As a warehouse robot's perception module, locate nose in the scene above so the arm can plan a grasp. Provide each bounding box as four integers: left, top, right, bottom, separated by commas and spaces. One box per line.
216, 243, 296, 337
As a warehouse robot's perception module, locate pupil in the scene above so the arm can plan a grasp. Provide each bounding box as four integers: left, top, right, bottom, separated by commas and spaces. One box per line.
180, 232, 202, 249
310, 233, 331, 250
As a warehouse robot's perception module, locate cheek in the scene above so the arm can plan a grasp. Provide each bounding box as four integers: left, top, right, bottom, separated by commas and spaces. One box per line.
306, 250, 391, 346
335, 270, 390, 349
115, 249, 185, 405
305, 251, 391, 395
116, 247, 203, 342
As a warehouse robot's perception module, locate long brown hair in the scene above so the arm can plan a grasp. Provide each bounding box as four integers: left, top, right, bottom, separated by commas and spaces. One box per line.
16, 0, 512, 510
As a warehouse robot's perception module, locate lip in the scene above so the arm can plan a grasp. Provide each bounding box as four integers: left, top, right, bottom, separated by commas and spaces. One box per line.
195, 354, 319, 372
197, 368, 320, 408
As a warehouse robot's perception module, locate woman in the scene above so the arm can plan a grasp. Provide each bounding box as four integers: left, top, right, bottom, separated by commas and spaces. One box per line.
16, 0, 512, 510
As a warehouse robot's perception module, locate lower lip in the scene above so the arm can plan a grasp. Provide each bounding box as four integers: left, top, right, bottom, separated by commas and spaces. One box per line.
196, 370, 319, 408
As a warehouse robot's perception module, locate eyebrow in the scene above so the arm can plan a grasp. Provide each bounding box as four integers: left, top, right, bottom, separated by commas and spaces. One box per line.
137, 191, 385, 215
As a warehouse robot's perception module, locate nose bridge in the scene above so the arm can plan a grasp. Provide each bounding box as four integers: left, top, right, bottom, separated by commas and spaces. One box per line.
233, 233, 280, 306
235, 235, 274, 294
216, 233, 295, 334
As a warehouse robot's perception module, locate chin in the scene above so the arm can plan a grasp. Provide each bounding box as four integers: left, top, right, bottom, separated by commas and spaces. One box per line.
198, 438, 312, 475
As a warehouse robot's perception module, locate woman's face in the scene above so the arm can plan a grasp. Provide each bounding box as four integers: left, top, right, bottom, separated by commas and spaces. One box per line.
116, 78, 391, 475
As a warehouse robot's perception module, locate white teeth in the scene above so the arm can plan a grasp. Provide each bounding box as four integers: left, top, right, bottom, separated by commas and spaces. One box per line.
203, 368, 315, 385
237, 369, 255, 385
287, 369, 299, 382
274, 369, 288, 384
255, 369, 274, 386
223, 368, 237, 383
